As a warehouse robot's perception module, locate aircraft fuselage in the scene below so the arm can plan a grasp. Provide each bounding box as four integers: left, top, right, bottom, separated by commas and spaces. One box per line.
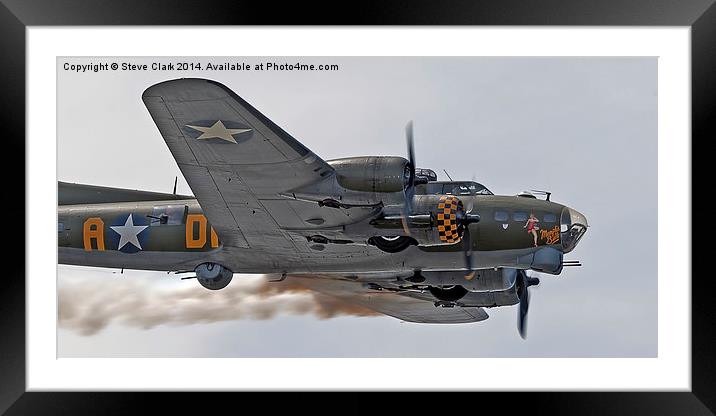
58, 193, 578, 277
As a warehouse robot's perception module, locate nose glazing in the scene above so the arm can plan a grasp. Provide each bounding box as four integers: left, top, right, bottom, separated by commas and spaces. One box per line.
560, 207, 588, 253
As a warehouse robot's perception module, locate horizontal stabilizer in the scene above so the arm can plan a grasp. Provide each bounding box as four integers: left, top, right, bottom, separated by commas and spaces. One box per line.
58, 181, 192, 205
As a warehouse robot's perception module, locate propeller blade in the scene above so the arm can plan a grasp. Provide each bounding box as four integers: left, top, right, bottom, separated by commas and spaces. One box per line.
406, 120, 415, 186
518, 289, 529, 339
402, 121, 416, 235
466, 173, 476, 213
401, 214, 411, 236
463, 226, 476, 280
517, 271, 539, 339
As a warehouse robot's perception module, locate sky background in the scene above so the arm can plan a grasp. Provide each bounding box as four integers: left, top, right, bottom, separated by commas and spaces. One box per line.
57, 56, 657, 357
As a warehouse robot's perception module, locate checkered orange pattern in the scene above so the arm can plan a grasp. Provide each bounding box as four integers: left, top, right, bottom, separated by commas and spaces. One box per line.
437, 195, 463, 243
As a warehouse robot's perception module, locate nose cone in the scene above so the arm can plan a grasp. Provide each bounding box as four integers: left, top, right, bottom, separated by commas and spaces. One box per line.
568, 208, 588, 228
560, 207, 588, 253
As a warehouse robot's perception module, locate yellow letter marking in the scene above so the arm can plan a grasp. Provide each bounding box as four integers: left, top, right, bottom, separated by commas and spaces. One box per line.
83, 217, 105, 251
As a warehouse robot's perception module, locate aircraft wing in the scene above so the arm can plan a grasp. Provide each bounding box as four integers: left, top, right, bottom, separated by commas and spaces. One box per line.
288, 275, 489, 324
142, 78, 341, 252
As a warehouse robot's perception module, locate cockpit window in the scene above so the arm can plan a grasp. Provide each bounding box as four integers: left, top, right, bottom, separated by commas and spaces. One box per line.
150, 205, 188, 226
513, 212, 528, 222
448, 182, 493, 196
415, 168, 437, 182
544, 213, 557, 223
494, 211, 509, 222
416, 181, 493, 196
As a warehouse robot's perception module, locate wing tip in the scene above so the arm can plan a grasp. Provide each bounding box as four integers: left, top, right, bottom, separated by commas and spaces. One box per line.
141, 77, 230, 100
141, 77, 311, 158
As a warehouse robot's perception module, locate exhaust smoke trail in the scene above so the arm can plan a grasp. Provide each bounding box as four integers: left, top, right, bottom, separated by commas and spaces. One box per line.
58, 275, 378, 336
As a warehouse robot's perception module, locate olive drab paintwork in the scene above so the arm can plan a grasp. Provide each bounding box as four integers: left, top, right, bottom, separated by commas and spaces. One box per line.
58, 200, 221, 253
57, 78, 589, 330
464, 195, 564, 252
405, 195, 565, 252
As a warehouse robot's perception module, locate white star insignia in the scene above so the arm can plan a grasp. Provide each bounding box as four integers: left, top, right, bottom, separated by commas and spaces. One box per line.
110, 214, 148, 251
185, 120, 251, 144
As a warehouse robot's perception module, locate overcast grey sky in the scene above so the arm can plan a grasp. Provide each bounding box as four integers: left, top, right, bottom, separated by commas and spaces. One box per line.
57, 57, 657, 357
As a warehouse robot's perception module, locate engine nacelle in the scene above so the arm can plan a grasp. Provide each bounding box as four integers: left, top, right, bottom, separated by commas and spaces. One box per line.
195, 262, 233, 290
370, 194, 470, 246
286, 156, 411, 207
417, 268, 519, 292
330, 156, 411, 193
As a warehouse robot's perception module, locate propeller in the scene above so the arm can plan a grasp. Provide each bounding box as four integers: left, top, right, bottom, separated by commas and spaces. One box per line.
462, 175, 480, 279
400, 121, 478, 280
460, 214, 481, 279
465, 173, 477, 213
462, 226, 475, 280
516, 270, 540, 339
401, 121, 417, 235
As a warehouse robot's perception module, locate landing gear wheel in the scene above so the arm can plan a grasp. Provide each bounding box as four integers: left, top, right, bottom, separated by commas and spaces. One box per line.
368, 236, 415, 253
429, 285, 468, 302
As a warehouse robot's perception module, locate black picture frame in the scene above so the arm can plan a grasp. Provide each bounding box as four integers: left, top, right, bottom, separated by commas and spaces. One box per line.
1, 0, 711, 414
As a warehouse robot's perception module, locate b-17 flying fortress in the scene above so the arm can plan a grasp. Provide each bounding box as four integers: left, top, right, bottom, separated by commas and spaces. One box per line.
58, 78, 588, 338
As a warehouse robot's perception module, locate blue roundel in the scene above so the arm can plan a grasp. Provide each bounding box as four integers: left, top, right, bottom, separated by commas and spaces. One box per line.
108, 213, 149, 254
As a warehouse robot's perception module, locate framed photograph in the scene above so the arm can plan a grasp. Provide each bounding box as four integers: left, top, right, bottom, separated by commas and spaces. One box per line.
3, 0, 710, 413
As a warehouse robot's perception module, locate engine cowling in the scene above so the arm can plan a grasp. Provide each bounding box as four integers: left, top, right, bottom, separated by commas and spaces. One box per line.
330, 156, 411, 193
286, 156, 413, 207
418, 268, 519, 292
195, 262, 233, 290
370, 195, 470, 246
